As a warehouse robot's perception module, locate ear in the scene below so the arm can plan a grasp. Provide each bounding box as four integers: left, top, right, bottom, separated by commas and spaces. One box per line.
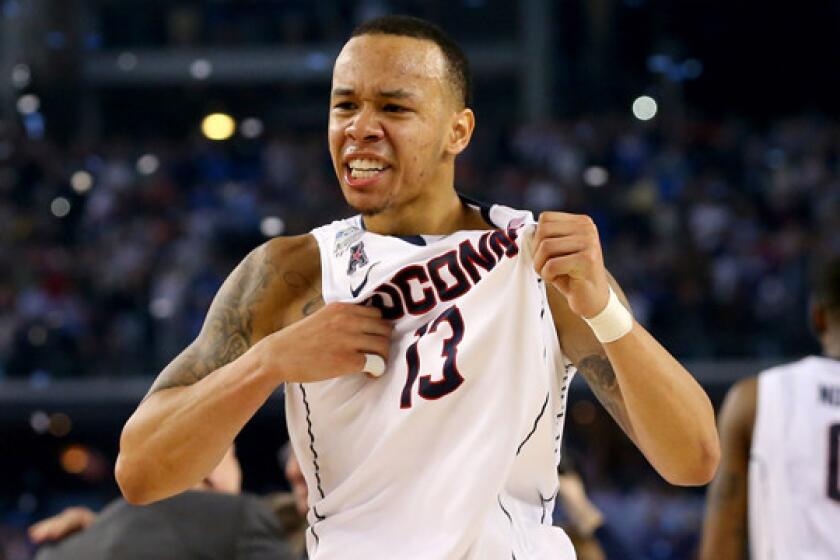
445, 108, 475, 156
812, 304, 827, 336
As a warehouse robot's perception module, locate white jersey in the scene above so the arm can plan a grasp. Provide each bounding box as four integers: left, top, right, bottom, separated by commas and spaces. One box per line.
285, 202, 575, 560
749, 356, 840, 560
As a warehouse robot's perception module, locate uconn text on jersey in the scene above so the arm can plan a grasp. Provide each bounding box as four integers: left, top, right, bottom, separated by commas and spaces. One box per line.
363, 228, 522, 320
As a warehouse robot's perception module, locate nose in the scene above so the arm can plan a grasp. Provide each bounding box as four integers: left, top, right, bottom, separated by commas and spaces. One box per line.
346, 105, 384, 143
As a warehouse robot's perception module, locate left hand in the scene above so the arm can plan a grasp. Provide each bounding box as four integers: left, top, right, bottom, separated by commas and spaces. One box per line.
28, 506, 97, 544
532, 212, 610, 318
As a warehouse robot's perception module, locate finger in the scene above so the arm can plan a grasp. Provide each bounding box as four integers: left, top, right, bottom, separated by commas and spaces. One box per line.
540, 254, 585, 282
29, 519, 61, 543
354, 333, 391, 363
356, 317, 394, 337
28, 523, 48, 542
323, 302, 382, 319
533, 237, 588, 273
538, 211, 592, 225
535, 215, 594, 242
347, 303, 383, 319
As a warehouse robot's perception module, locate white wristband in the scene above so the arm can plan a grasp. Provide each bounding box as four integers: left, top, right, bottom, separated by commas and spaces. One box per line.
582, 286, 633, 343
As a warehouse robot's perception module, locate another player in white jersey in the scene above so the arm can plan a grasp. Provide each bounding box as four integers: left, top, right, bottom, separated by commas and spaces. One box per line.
700, 256, 840, 559
115, 15, 719, 559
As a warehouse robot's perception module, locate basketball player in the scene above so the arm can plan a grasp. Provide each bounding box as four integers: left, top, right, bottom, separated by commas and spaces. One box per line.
700, 256, 840, 559
115, 16, 719, 559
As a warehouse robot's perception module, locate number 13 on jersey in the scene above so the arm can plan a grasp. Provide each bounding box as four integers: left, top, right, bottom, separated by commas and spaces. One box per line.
400, 305, 465, 409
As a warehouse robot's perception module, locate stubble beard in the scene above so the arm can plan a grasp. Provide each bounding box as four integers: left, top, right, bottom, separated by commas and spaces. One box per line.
347, 190, 393, 217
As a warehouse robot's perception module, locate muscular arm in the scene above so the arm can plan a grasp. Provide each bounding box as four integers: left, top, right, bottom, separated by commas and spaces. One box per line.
699, 377, 755, 560
548, 274, 719, 485
116, 236, 327, 504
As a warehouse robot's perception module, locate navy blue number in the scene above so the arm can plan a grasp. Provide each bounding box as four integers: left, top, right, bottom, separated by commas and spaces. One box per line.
400, 306, 465, 409
829, 424, 840, 502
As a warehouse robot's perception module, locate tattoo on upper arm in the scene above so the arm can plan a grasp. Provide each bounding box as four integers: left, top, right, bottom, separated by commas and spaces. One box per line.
148, 252, 277, 395
576, 354, 636, 440
282, 271, 324, 317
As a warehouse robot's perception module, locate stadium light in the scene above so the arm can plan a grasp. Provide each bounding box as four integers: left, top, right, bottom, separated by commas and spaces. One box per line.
261, 216, 285, 237
51, 197, 71, 217
241, 118, 264, 139
61, 445, 90, 474
583, 166, 609, 187
11, 63, 31, 89
16, 94, 40, 115
71, 171, 93, 194
201, 113, 236, 141
190, 59, 213, 80
632, 96, 658, 121
136, 154, 160, 175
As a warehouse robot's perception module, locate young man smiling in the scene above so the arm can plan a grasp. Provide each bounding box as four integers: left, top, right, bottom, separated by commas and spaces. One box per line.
115, 15, 719, 559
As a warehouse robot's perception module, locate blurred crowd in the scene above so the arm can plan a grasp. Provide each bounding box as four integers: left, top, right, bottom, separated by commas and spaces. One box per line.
2, 114, 837, 379
93, 0, 514, 49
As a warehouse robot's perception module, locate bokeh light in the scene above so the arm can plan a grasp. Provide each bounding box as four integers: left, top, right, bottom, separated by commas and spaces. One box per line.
260, 216, 285, 237
583, 166, 609, 187
30, 411, 50, 434
136, 154, 160, 175
51, 197, 71, 218
632, 95, 658, 121
240, 118, 264, 139
60, 445, 90, 474
11, 63, 31, 89
190, 59, 213, 80
70, 170, 94, 194
48, 413, 72, 437
16, 94, 40, 115
201, 113, 236, 141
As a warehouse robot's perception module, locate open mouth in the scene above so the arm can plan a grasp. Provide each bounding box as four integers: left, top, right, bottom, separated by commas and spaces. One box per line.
344, 158, 391, 187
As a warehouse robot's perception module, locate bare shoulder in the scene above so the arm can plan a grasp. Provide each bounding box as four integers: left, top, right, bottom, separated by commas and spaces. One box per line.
146, 234, 322, 395
719, 377, 757, 443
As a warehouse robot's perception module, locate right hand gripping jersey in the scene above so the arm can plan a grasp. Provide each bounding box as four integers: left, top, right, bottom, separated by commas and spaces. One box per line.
749, 356, 840, 560
286, 202, 576, 559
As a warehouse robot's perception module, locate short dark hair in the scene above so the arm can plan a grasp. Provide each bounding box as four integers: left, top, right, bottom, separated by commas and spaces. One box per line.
813, 255, 840, 310
351, 15, 473, 108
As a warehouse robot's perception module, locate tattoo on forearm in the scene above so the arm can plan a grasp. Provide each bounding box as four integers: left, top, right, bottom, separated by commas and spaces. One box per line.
576, 354, 636, 439
711, 471, 741, 508
708, 469, 748, 549
148, 252, 277, 394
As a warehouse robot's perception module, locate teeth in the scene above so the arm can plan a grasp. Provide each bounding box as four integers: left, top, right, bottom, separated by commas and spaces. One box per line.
348, 158, 386, 171
351, 168, 381, 179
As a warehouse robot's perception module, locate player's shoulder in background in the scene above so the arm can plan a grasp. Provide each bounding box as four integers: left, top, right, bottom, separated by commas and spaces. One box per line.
719, 376, 757, 442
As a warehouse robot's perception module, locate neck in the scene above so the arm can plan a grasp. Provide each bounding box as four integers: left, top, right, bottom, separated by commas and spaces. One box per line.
362, 183, 488, 236
824, 339, 840, 360
821, 326, 840, 359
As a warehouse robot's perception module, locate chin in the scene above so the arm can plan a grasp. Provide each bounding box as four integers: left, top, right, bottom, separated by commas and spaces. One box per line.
353, 203, 388, 216
343, 188, 390, 216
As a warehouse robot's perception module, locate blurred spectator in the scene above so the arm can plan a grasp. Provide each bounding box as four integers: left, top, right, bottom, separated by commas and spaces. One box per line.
28, 447, 295, 560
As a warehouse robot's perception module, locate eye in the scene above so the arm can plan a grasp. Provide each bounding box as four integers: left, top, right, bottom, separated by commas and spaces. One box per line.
333, 101, 356, 111
383, 104, 409, 113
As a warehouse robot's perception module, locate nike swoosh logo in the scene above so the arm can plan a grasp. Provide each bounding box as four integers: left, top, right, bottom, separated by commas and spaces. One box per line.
350, 262, 379, 297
